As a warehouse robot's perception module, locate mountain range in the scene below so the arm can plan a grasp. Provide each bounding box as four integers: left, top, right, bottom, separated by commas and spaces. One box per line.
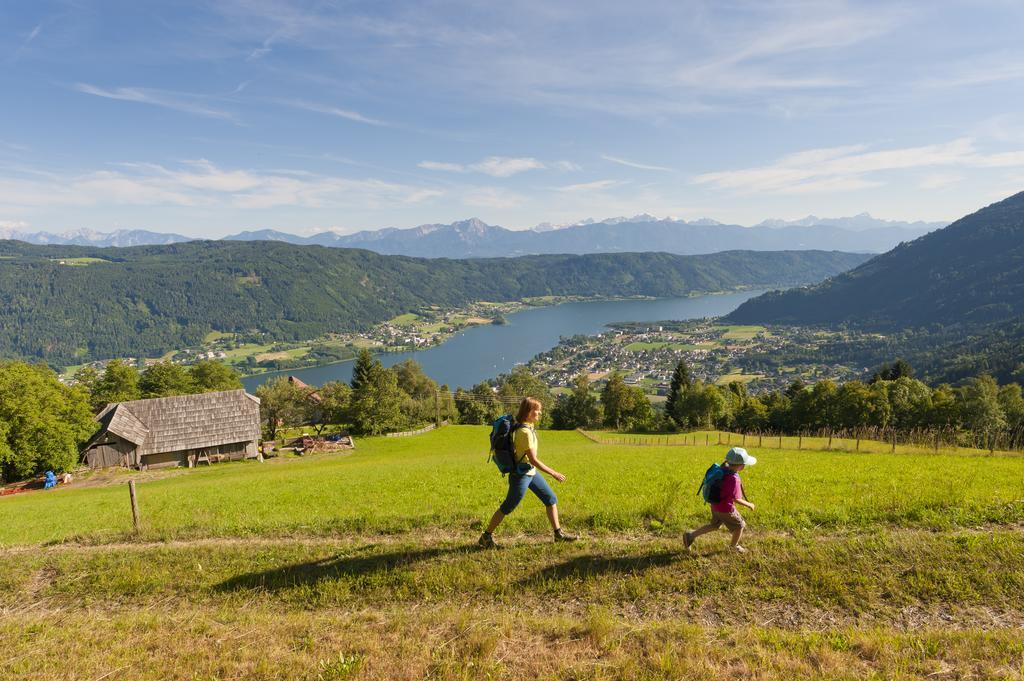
0, 227, 191, 248
2, 214, 946, 258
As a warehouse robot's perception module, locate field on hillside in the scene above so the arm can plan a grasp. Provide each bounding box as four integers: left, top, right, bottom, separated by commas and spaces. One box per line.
3, 427, 1023, 679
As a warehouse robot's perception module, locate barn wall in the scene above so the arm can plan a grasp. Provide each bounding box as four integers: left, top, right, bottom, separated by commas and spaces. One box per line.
218, 442, 248, 461
142, 449, 187, 469
85, 437, 136, 469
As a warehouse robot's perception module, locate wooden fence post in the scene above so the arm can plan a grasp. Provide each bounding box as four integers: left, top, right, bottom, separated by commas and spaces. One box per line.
798, 434, 802, 450
758, 433, 763, 448
705, 433, 710, 447
891, 430, 897, 453
827, 430, 833, 450
128, 480, 141, 533
742, 433, 747, 447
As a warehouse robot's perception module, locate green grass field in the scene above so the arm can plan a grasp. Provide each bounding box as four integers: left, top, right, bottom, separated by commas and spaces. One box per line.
3, 427, 1023, 679
718, 324, 768, 340
714, 371, 765, 385
51, 256, 110, 266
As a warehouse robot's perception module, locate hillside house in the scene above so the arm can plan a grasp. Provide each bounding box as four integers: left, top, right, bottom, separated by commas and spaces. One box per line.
82, 389, 261, 470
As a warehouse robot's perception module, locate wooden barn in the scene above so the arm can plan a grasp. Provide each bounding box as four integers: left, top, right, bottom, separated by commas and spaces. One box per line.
82, 389, 261, 470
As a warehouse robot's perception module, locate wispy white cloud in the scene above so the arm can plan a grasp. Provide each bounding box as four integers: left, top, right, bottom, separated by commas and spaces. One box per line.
8, 22, 42, 63
419, 161, 466, 172
74, 83, 236, 121
601, 155, 672, 172
418, 156, 546, 177
0, 140, 31, 153
282, 100, 388, 126
556, 179, 624, 193
207, 0, 906, 121
693, 138, 1024, 195
471, 156, 544, 177
920, 56, 1024, 89
553, 160, 582, 172
0, 160, 440, 211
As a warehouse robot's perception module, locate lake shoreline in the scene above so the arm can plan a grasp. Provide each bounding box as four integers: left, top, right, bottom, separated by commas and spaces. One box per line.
241, 289, 769, 392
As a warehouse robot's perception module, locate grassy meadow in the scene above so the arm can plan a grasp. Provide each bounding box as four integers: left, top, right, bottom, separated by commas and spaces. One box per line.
3, 426, 1024, 679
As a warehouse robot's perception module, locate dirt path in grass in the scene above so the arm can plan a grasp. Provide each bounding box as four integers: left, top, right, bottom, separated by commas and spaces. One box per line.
5, 527, 1024, 632
6, 523, 1021, 554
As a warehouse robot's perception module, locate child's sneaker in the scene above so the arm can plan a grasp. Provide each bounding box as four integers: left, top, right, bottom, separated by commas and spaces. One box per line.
478, 532, 496, 549
553, 528, 578, 542
731, 544, 748, 554
683, 531, 695, 551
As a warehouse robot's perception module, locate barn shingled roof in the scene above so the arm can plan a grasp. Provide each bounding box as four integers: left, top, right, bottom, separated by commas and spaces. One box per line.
95, 389, 261, 457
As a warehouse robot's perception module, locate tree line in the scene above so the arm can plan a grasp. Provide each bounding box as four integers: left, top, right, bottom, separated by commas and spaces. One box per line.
597, 359, 1023, 452
5, 351, 1021, 484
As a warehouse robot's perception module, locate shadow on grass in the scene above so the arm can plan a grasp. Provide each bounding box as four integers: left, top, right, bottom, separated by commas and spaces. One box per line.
518, 550, 681, 586
213, 544, 473, 593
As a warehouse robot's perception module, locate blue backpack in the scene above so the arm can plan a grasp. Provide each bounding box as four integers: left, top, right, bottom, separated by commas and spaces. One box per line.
697, 463, 736, 504
488, 414, 528, 476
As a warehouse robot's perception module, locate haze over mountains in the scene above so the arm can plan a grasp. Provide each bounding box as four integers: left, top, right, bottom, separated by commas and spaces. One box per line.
729, 191, 1024, 328
2, 214, 945, 257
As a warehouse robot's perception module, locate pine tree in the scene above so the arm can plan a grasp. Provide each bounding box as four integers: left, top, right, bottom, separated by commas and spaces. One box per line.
351, 349, 375, 392
665, 359, 692, 429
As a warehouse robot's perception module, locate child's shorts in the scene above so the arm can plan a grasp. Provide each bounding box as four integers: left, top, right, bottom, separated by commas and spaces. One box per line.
708, 510, 745, 531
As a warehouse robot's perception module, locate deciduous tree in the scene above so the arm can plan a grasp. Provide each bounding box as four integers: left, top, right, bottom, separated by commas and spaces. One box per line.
140, 362, 196, 398
91, 360, 141, 410
189, 360, 243, 392
0, 362, 95, 481
255, 377, 308, 441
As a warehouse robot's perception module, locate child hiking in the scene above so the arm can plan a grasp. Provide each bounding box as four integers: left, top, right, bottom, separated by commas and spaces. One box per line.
479, 397, 578, 548
685, 447, 757, 553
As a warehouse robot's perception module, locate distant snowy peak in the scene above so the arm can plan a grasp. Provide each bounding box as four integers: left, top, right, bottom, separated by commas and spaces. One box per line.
754, 213, 948, 232
534, 214, 697, 231
0, 228, 192, 247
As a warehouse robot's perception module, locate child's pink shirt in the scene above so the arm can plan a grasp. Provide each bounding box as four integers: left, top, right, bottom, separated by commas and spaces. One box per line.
710, 473, 741, 513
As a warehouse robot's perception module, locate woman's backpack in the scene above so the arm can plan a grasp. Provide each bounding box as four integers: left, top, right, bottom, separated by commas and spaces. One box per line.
488, 414, 527, 475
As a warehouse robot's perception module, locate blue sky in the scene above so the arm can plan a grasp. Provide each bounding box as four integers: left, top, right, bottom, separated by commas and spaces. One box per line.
2, 0, 1024, 237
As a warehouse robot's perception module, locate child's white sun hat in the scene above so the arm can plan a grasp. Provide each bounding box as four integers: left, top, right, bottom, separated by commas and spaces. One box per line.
725, 446, 757, 466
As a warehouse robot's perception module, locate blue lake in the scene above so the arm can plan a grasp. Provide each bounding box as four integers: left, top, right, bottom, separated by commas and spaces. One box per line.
241, 289, 766, 391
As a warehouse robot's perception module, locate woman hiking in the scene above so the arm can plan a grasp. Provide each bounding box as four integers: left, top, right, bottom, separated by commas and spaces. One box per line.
478, 397, 578, 548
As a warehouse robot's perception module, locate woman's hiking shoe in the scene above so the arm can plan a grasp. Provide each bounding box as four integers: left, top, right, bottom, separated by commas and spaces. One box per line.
478, 532, 496, 549
731, 544, 748, 554
553, 528, 578, 542
683, 531, 695, 551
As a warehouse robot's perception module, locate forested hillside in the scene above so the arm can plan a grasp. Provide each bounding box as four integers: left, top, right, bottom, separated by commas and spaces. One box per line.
0, 241, 867, 367
728, 191, 1024, 327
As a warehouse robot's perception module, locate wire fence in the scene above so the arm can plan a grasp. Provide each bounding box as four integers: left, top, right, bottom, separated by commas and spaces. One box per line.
579, 427, 1024, 457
